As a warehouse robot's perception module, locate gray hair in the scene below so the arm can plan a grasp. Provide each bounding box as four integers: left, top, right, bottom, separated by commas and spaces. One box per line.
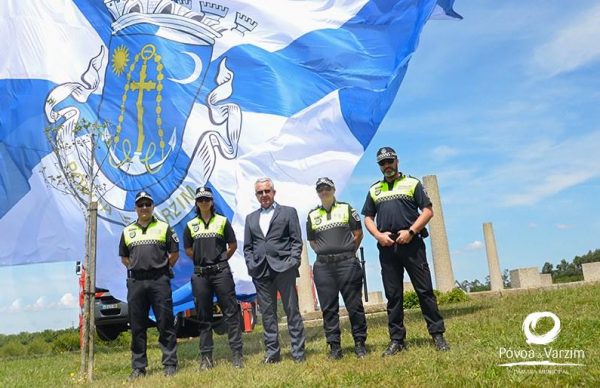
255, 177, 275, 190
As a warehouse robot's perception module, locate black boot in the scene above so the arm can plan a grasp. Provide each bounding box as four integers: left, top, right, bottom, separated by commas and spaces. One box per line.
232, 351, 244, 369
432, 334, 450, 351
354, 340, 367, 358
328, 342, 343, 360
200, 353, 214, 370
381, 341, 406, 357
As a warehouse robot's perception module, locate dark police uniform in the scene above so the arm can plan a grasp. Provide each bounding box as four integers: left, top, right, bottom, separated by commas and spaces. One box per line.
184, 213, 242, 357
307, 201, 367, 348
361, 174, 445, 343
119, 216, 178, 372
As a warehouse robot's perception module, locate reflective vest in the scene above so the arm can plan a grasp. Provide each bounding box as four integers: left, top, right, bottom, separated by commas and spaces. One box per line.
187, 214, 227, 239
308, 202, 351, 232
123, 218, 169, 249
369, 175, 420, 205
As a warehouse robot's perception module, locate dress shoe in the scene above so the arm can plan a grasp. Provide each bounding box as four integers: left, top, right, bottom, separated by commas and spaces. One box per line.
200, 354, 214, 370
432, 334, 450, 351
381, 341, 406, 357
128, 368, 146, 381
354, 340, 367, 358
232, 352, 244, 368
164, 365, 177, 377
263, 354, 281, 364
328, 342, 343, 360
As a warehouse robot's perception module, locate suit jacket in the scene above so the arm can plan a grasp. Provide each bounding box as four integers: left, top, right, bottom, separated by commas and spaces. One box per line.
243, 203, 303, 279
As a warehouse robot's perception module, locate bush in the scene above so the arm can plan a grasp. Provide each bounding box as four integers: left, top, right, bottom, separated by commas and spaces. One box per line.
437, 288, 469, 304
51, 331, 80, 353
27, 337, 52, 356
0, 340, 27, 358
403, 288, 469, 309
403, 291, 419, 309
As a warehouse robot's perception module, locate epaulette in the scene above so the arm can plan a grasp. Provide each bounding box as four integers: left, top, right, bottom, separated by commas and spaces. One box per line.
369, 179, 383, 188
308, 204, 321, 213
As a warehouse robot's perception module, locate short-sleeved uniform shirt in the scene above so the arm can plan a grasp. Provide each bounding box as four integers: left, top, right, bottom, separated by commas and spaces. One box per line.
119, 217, 179, 270
183, 213, 236, 266
361, 174, 431, 233
306, 201, 361, 255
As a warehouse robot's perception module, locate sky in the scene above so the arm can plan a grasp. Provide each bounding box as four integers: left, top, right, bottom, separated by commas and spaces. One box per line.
2, 0, 600, 334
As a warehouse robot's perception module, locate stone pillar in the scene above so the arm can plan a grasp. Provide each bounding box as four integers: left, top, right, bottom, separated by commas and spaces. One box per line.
483, 222, 504, 291
422, 175, 455, 292
297, 241, 317, 314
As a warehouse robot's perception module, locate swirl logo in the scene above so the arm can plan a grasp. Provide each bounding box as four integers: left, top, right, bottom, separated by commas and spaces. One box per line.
522, 312, 561, 345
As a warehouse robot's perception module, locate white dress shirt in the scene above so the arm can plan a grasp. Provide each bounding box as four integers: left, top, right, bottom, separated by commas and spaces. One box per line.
259, 202, 277, 236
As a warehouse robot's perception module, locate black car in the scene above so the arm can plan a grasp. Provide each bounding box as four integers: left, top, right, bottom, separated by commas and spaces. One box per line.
93, 288, 256, 341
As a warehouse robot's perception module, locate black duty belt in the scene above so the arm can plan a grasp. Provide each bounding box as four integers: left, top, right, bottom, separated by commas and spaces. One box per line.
317, 252, 355, 264
194, 262, 228, 276
128, 266, 169, 280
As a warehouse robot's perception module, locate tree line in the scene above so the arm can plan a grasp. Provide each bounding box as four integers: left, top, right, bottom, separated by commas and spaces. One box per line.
542, 248, 600, 283
458, 248, 600, 291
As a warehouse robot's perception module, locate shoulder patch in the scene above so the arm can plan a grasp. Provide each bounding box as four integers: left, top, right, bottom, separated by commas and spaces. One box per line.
351, 208, 361, 222
171, 228, 180, 243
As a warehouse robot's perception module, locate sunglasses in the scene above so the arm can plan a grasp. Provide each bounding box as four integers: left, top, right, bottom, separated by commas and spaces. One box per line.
255, 189, 272, 196
316, 186, 333, 193
196, 197, 212, 203
378, 159, 395, 166
136, 202, 153, 208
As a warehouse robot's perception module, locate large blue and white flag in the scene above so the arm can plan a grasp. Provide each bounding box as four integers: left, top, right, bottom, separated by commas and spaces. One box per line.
0, 0, 460, 304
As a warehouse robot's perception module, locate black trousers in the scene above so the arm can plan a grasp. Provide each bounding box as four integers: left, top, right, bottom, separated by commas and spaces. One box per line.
253, 267, 306, 359
191, 266, 243, 355
127, 274, 177, 370
313, 258, 367, 345
378, 238, 445, 342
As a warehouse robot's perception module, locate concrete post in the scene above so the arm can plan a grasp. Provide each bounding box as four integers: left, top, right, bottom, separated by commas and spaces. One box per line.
297, 241, 317, 314
422, 175, 455, 292
483, 222, 504, 291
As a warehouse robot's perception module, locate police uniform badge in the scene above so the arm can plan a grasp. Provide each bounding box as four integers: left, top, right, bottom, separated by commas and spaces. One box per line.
129, 230, 136, 238
193, 224, 199, 233
314, 217, 322, 225
374, 187, 381, 196
351, 209, 360, 222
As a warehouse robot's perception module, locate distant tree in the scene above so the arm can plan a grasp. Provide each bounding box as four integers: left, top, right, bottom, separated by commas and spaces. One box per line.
542, 262, 553, 274
502, 269, 511, 288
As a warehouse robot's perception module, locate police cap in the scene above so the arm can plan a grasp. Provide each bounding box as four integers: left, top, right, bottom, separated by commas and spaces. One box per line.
135, 191, 154, 204
376, 146, 398, 163
315, 177, 335, 189
195, 186, 214, 200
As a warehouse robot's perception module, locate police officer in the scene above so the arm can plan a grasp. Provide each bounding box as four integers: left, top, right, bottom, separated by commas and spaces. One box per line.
361, 147, 449, 355
307, 177, 367, 359
184, 187, 243, 369
119, 191, 179, 379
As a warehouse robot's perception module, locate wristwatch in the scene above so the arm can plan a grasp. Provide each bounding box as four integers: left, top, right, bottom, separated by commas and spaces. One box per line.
408, 229, 416, 236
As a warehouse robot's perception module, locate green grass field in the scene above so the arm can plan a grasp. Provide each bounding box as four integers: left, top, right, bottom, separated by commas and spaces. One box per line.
1, 283, 599, 387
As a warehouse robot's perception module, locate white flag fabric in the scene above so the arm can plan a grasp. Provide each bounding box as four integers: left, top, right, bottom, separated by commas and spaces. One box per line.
0, 0, 460, 307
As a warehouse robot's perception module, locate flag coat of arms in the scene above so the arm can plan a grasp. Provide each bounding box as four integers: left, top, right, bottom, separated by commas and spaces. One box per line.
0, 0, 460, 307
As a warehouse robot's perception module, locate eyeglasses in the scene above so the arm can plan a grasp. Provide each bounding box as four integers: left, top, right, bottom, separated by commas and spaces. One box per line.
378, 159, 395, 166
255, 189, 272, 196
136, 202, 153, 208
316, 186, 333, 193
196, 197, 212, 203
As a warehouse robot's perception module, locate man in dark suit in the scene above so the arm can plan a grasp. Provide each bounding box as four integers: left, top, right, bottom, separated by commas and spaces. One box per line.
243, 177, 306, 363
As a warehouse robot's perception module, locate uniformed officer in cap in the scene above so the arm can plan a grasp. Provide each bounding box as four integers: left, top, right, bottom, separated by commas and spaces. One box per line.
307, 177, 367, 359
184, 187, 243, 369
119, 191, 179, 379
361, 147, 449, 355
